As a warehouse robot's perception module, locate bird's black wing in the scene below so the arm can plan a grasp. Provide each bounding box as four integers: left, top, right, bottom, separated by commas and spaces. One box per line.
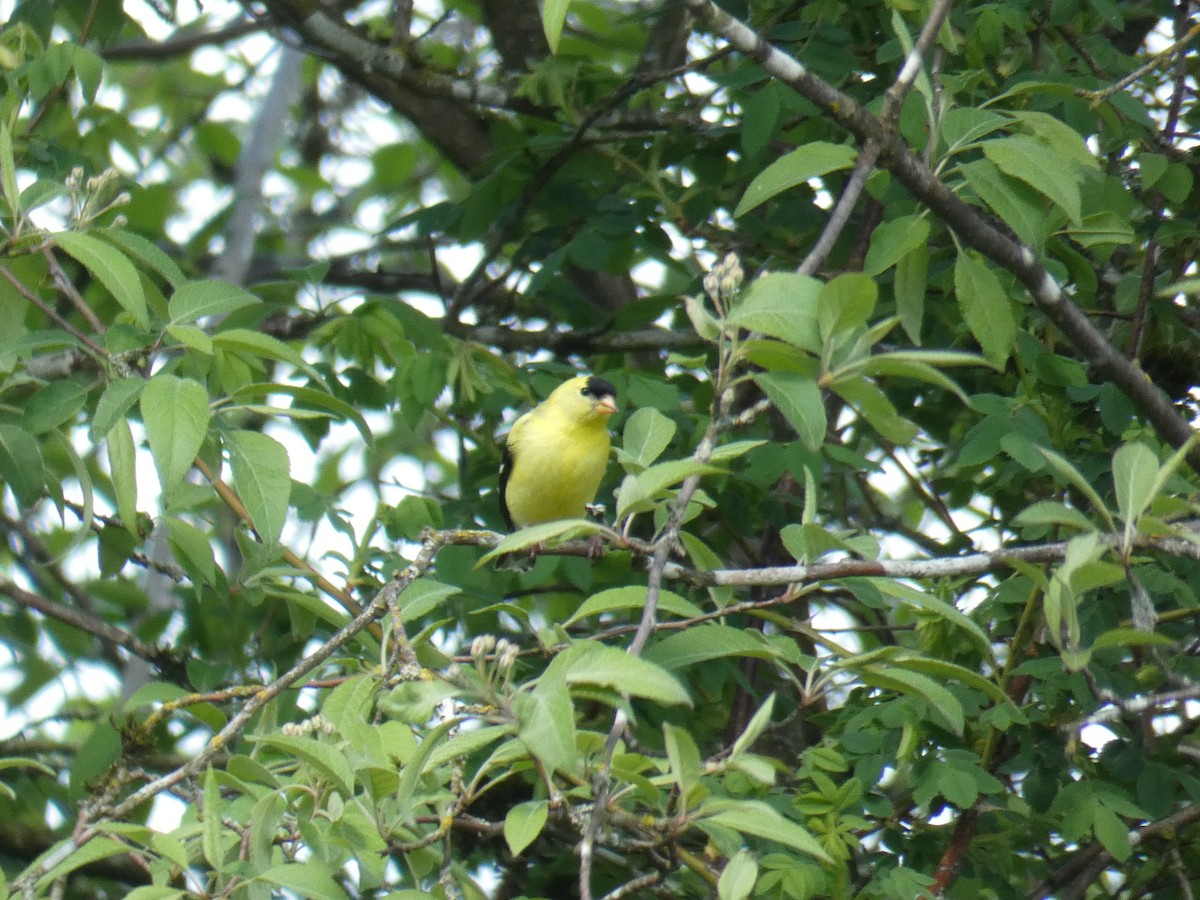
498, 438, 515, 530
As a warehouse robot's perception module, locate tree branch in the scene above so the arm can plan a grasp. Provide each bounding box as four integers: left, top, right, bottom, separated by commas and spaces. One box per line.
681, 0, 1200, 472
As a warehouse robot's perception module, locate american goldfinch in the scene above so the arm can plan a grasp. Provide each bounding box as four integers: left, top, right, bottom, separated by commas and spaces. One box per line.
499, 375, 618, 529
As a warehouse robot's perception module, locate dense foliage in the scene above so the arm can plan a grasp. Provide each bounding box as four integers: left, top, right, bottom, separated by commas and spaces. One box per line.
2, 0, 1200, 897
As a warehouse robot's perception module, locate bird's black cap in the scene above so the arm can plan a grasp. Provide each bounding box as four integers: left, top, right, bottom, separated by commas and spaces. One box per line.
583, 376, 616, 399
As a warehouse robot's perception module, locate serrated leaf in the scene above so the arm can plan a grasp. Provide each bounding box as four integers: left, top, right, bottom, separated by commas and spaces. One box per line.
859, 664, 965, 734
479, 518, 605, 563
169, 279, 261, 324
504, 800, 548, 857
955, 251, 1015, 369
0, 423, 46, 505
621, 407, 676, 467
754, 372, 825, 451
515, 676, 576, 775
398, 578, 461, 620
92, 377, 145, 439
23, 380, 86, 435
818, 272, 877, 340
225, 430, 290, 545
895, 242, 928, 344
202, 765, 223, 869
645, 625, 778, 670
1013, 500, 1095, 531
617, 459, 724, 519
735, 142, 857, 216
664, 723, 702, 800
731, 693, 775, 758
211, 328, 323, 384
701, 799, 832, 862
1036, 446, 1115, 531
96, 229, 186, 287
983, 135, 1082, 225
718, 850, 759, 900
709, 439, 766, 462
164, 517, 217, 586
565, 644, 692, 706
55, 231, 148, 327
960, 158, 1056, 248
107, 418, 139, 536
166, 324, 213, 354
256, 860, 347, 900
250, 733, 355, 797
564, 586, 702, 627
0, 122, 18, 223
542, 0, 570, 52
864, 214, 930, 277
727, 273, 821, 353
141, 375, 210, 501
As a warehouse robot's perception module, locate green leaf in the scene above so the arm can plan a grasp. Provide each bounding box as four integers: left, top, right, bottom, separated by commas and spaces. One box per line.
0, 122, 18, 223
516, 676, 577, 775
169, 279, 261, 324
664, 723, 703, 801
211, 328, 323, 384
164, 517, 218, 586
701, 799, 832, 863
542, 0, 569, 52
229, 382, 373, 449
1091, 804, 1132, 862
256, 861, 347, 900
141, 374, 210, 502
960, 158, 1055, 248
727, 273, 821, 353
565, 586, 701, 626
1013, 500, 1095, 532
709, 439, 767, 463
1064, 211, 1135, 248
250, 733, 355, 797
166, 324, 213, 354
480, 518, 605, 563
754, 372, 825, 451
818, 273, 877, 340
731, 693, 775, 758
108, 419, 139, 536
831, 376, 919, 445
858, 664, 965, 735
225, 430, 291, 546
202, 765, 223, 869
735, 142, 857, 216
504, 800, 548, 857
92, 377, 145, 439
645, 625, 778, 670
982, 135, 1082, 225
1036, 446, 1115, 531
35, 837, 129, 890
1113, 441, 1157, 545
398, 578, 461, 620
863, 214, 930, 277
621, 407, 677, 468
24, 380, 88, 437
894, 242, 928, 344
564, 644, 692, 706
954, 251, 1015, 368
55, 231, 149, 328
617, 459, 724, 519
718, 850, 759, 900
97, 229, 186, 287
0, 423, 46, 505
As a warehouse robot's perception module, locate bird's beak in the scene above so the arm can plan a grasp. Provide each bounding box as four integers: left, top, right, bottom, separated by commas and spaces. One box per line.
596, 396, 618, 416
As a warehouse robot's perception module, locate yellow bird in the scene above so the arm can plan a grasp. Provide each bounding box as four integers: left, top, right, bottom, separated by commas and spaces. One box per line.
499, 375, 618, 529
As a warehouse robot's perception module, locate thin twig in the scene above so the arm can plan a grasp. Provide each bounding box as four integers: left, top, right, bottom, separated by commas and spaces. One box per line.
0, 263, 107, 357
